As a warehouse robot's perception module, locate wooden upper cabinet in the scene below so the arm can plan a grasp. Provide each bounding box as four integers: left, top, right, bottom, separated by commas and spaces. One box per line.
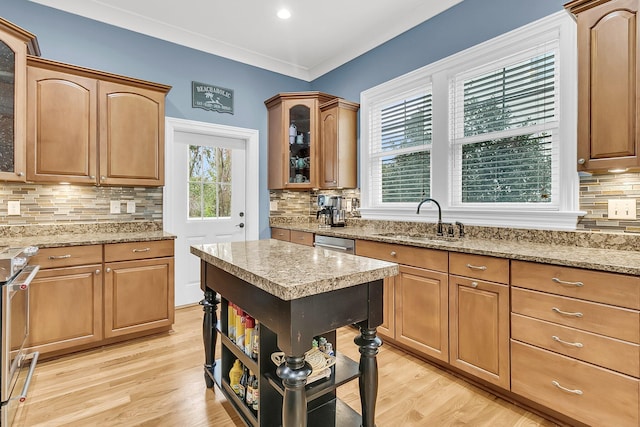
99, 80, 166, 186
26, 56, 170, 186
265, 92, 359, 190
27, 64, 98, 183
565, 0, 640, 172
319, 98, 359, 189
0, 17, 39, 182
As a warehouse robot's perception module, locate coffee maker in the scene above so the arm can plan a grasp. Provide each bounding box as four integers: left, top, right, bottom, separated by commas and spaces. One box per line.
316, 195, 346, 227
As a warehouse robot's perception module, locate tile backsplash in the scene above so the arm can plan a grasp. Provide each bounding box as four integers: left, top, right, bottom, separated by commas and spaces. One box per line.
270, 172, 640, 233
0, 183, 162, 225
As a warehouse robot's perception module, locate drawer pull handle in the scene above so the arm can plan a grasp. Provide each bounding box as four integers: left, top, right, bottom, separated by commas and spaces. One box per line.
552, 277, 584, 287
551, 380, 583, 395
390, 251, 397, 257
552, 335, 583, 348
132, 248, 151, 253
48, 254, 71, 260
466, 263, 487, 271
552, 307, 583, 318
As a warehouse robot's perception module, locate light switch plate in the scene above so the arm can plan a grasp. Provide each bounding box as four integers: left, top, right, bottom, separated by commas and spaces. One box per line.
608, 199, 636, 219
7, 201, 20, 216
110, 200, 121, 214
126, 201, 136, 213
269, 201, 278, 211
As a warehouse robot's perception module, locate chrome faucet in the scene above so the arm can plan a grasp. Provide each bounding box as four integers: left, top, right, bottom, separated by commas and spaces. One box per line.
416, 198, 443, 236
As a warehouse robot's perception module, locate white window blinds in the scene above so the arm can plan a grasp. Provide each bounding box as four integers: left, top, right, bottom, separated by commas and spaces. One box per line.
451, 45, 558, 204
369, 90, 432, 204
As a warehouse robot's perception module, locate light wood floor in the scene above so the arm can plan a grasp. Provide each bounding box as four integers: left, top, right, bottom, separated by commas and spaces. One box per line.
15, 305, 558, 426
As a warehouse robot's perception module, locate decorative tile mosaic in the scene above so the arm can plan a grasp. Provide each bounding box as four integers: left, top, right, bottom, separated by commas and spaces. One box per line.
0, 183, 163, 226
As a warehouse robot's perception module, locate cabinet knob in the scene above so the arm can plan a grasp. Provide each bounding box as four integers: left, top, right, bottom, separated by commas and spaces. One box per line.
89, 175, 95, 179
100, 176, 106, 180
16, 171, 24, 177
470, 281, 479, 288
578, 158, 585, 165
106, 267, 112, 273
95, 269, 101, 275
390, 251, 397, 257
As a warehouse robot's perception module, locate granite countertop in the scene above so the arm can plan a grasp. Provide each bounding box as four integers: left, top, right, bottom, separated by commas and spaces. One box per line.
6, 231, 176, 249
190, 239, 398, 300
273, 222, 640, 276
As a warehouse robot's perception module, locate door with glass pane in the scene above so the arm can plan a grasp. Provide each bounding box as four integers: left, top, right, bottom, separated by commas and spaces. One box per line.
170, 131, 246, 306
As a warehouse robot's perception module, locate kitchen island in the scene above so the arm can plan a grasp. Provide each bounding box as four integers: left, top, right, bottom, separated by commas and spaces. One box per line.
191, 239, 398, 427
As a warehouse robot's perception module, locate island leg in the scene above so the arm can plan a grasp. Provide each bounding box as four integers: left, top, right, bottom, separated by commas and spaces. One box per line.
200, 289, 218, 388
276, 355, 312, 427
355, 327, 382, 427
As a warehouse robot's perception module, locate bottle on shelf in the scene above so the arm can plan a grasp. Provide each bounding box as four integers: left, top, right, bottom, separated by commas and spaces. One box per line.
228, 303, 236, 341
236, 308, 246, 348
251, 321, 259, 360
251, 375, 259, 413
244, 315, 255, 356
238, 365, 248, 401
246, 370, 256, 409
229, 359, 243, 396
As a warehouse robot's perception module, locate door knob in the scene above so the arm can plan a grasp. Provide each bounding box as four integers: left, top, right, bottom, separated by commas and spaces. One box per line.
237, 223, 245, 228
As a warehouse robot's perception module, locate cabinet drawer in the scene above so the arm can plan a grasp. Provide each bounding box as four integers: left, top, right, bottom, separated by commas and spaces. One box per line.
512, 260, 640, 309
271, 227, 290, 242
32, 245, 102, 269
512, 287, 640, 343
511, 341, 639, 427
449, 252, 509, 284
512, 313, 640, 377
104, 240, 174, 262
355, 239, 448, 272
290, 230, 313, 246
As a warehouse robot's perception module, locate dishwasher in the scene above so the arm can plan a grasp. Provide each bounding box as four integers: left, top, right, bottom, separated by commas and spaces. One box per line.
313, 235, 355, 254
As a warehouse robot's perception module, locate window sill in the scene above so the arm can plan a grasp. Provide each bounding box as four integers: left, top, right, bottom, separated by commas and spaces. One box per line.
359, 207, 586, 231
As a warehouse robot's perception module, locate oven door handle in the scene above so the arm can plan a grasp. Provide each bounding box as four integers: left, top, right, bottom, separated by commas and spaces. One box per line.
18, 352, 39, 402
9, 265, 40, 291
314, 242, 350, 251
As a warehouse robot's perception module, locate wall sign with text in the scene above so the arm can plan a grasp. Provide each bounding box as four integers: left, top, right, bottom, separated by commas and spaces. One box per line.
192, 81, 234, 114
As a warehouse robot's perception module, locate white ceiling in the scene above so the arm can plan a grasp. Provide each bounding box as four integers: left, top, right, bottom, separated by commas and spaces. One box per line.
29, 0, 463, 81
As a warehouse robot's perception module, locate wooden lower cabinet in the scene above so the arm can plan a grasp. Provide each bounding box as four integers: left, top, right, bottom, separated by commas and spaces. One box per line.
395, 265, 448, 362
449, 275, 510, 389
27, 264, 103, 354
377, 275, 395, 339
26, 240, 175, 357
512, 341, 639, 427
104, 257, 174, 338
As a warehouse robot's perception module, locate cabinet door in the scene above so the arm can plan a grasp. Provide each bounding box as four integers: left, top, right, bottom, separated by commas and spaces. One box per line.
319, 100, 358, 189
395, 266, 449, 362
104, 257, 174, 338
449, 275, 510, 388
570, 0, 640, 171
26, 264, 103, 355
98, 80, 165, 186
0, 28, 28, 181
26, 65, 98, 183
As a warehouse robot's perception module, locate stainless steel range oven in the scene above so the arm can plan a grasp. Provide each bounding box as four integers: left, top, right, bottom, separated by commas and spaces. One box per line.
0, 246, 39, 427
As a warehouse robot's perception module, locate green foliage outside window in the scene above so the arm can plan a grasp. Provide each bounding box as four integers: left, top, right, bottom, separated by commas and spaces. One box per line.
188, 145, 232, 218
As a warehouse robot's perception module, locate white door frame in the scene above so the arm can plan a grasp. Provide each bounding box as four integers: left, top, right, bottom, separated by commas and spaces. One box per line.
163, 117, 260, 241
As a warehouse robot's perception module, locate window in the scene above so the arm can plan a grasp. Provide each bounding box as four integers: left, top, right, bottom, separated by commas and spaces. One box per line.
451, 48, 557, 205
360, 11, 580, 229
188, 145, 232, 219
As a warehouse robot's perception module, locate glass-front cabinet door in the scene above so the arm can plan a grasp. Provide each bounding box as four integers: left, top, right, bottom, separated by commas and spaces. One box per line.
287, 102, 312, 185
0, 18, 38, 182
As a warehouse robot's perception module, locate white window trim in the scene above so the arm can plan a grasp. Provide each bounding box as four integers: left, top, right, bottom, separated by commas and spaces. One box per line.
360, 11, 584, 230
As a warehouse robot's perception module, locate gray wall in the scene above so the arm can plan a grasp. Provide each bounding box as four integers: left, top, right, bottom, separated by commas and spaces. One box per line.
3, 0, 568, 237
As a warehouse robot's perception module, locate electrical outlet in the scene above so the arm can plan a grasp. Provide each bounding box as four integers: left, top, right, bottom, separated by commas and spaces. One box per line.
608, 199, 636, 220
126, 201, 136, 213
7, 201, 20, 216
269, 201, 278, 211
110, 200, 121, 214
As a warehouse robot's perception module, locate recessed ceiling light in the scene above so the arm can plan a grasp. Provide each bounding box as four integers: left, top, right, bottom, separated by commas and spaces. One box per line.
277, 9, 291, 19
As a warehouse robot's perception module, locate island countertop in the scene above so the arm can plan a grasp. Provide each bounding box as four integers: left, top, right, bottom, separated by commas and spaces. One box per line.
190, 239, 399, 300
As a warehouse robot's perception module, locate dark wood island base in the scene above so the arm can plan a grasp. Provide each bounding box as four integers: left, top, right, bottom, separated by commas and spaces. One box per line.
191, 240, 397, 427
